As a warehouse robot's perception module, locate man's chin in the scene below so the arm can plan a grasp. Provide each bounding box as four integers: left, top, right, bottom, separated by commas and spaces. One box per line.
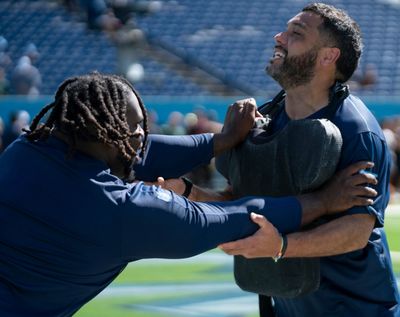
265, 67, 279, 81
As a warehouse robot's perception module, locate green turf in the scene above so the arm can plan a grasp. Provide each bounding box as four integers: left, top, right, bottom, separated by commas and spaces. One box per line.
113, 261, 233, 284
386, 214, 400, 251
75, 260, 238, 317
75, 209, 400, 317
386, 212, 400, 274
76, 294, 181, 317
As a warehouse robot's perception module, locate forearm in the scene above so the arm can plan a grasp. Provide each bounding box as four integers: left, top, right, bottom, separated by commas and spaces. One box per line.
189, 184, 233, 202
284, 213, 375, 257
296, 191, 327, 227
213, 133, 239, 156
134, 134, 214, 181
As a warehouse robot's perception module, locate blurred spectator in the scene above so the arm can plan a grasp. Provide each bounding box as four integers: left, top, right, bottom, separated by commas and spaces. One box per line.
11, 57, 41, 96
0, 36, 12, 69
112, 27, 146, 81
185, 106, 223, 187
187, 106, 222, 134
62, 0, 80, 12
2, 110, 31, 150
11, 43, 42, 96
79, 0, 122, 31
147, 109, 162, 134
186, 106, 208, 135
0, 67, 10, 95
381, 116, 400, 197
348, 63, 377, 91
161, 111, 186, 135
110, 0, 162, 25
183, 112, 199, 133
24, 43, 40, 65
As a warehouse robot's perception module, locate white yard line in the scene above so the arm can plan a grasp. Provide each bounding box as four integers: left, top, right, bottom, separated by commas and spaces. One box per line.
391, 251, 400, 262
387, 203, 400, 216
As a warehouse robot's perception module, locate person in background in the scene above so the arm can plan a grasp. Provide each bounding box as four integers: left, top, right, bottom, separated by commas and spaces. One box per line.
161, 110, 186, 135
1, 110, 31, 149
11, 44, 42, 96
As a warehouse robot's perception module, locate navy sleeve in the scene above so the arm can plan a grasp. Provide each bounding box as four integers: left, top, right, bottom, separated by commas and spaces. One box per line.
119, 183, 301, 260
337, 131, 391, 227
133, 134, 214, 181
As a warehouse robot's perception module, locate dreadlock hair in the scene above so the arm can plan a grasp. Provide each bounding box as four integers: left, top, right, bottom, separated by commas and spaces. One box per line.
26, 72, 149, 180
302, 3, 363, 83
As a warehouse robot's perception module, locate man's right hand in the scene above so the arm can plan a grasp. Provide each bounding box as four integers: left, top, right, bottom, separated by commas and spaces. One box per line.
317, 161, 378, 215
298, 161, 378, 226
213, 98, 259, 156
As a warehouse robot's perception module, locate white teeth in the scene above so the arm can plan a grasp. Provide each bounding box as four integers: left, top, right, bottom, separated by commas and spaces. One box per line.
274, 52, 285, 59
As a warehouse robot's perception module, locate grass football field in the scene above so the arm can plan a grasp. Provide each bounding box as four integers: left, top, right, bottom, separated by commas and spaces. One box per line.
75, 205, 400, 317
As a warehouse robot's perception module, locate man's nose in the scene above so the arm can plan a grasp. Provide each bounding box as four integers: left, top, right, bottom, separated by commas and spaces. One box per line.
274, 31, 287, 45
135, 125, 143, 136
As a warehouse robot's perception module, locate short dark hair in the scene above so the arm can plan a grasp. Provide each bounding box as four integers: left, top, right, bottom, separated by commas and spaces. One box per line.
302, 3, 362, 82
26, 72, 148, 180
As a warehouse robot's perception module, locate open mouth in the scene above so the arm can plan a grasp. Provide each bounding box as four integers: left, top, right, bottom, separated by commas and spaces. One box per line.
272, 51, 286, 62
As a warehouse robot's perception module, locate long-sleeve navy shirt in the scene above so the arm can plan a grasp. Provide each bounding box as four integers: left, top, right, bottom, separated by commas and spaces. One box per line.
270, 95, 399, 317
0, 134, 301, 317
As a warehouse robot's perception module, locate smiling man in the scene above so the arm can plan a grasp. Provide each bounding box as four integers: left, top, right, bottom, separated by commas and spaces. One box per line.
218, 3, 400, 317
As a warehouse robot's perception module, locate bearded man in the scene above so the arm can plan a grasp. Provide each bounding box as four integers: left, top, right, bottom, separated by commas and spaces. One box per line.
217, 3, 400, 317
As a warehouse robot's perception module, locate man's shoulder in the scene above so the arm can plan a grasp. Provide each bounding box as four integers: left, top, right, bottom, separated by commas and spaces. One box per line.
333, 94, 385, 141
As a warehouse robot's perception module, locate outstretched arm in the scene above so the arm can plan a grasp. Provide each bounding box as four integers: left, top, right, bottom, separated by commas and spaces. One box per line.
134, 99, 258, 181
158, 161, 377, 224
120, 183, 299, 260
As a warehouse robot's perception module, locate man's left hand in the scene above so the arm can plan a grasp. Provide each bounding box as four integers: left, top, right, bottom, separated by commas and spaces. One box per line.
219, 212, 281, 258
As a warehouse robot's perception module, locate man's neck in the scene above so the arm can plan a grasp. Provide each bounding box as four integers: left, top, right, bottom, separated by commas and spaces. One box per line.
284, 82, 332, 120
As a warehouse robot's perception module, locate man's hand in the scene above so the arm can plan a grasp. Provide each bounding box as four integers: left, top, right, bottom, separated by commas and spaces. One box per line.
315, 161, 378, 215
298, 161, 377, 226
219, 213, 282, 258
213, 98, 259, 156
153, 177, 186, 196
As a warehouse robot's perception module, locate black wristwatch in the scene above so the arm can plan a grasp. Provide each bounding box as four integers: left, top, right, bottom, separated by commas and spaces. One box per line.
181, 177, 193, 198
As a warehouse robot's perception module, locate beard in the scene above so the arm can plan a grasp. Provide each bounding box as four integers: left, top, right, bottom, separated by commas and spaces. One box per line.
266, 46, 319, 89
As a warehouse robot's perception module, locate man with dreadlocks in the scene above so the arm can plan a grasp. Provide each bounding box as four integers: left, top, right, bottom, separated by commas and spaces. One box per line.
0, 72, 376, 316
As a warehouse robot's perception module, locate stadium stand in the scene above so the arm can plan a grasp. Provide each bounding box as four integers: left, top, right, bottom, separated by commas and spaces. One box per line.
1, 0, 400, 97
134, 0, 400, 97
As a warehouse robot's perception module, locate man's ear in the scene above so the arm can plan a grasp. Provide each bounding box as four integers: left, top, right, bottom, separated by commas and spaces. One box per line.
320, 47, 341, 66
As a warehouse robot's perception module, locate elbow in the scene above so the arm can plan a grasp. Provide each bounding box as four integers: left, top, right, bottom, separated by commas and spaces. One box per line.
347, 213, 376, 252
359, 233, 372, 249
350, 235, 370, 251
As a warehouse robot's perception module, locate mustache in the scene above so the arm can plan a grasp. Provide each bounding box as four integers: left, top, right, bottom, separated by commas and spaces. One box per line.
274, 45, 288, 55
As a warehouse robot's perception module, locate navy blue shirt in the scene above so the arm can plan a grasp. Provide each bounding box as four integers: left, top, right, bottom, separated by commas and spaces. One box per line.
0, 133, 301, 317
271, 95, 400, 316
